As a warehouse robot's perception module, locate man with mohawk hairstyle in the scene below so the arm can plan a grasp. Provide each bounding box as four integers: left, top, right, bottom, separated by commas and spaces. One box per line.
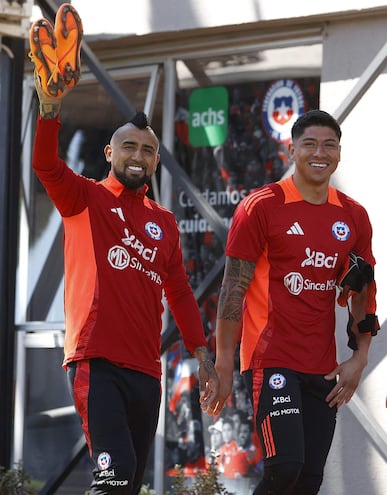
29, 5, 219, 494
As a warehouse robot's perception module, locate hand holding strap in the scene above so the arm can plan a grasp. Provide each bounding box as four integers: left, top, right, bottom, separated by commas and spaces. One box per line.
337, 252, 380, 349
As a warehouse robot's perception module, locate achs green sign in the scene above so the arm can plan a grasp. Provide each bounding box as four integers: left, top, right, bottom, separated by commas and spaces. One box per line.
189, 86, 228, 147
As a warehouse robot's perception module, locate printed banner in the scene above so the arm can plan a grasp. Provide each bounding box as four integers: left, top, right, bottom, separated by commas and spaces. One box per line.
165, 77, 319, 492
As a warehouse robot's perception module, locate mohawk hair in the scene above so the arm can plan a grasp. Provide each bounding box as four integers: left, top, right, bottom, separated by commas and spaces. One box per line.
129, 111, 150, 129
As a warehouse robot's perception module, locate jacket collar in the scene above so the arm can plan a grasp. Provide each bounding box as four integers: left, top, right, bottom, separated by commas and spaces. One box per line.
102, 171, 148, 199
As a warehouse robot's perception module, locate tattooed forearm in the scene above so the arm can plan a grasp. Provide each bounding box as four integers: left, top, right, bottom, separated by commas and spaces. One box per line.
217, 257, 255, 322
226, 257, 256, 287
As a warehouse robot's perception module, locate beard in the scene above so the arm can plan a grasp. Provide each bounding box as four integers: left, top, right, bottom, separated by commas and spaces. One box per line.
114, 169, 149, 190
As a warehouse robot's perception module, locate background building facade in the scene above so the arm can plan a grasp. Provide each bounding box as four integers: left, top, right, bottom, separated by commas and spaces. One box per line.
0, 1, 386, 493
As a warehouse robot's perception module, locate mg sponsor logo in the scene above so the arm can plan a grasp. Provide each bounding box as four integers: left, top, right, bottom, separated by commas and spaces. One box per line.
301, 247, 338, 269
107, 246, 162, 285
284, 272, 336, 295
304, 279, 336, 291
284, 272, 303, 295
270, 408, 300, 417
108, 245, 130, 270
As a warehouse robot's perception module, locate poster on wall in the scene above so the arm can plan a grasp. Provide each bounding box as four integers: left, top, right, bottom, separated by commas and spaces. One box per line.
165, 77, 319, 492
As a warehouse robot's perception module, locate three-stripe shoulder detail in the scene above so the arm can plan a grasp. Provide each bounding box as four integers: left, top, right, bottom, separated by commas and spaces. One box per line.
243, 187, 275, 216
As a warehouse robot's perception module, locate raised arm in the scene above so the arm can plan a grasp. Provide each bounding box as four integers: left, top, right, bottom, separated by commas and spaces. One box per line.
29, 5, 82, 119
35, 73, 66, 119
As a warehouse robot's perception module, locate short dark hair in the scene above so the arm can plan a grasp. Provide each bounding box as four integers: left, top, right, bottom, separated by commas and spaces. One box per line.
291, 109, 341, 141
239, 419, 253, 432
222, 417, 234, 428
129, 111, 150, 129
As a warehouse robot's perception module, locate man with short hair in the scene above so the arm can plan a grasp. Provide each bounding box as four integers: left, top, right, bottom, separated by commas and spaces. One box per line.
212, 109, 379, 494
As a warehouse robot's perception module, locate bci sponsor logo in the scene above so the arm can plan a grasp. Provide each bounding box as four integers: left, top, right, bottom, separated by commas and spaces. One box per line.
100, 469, 115, 478
121, 228, 158, 263
273, 395, 291, 406
301, 247, 338, 269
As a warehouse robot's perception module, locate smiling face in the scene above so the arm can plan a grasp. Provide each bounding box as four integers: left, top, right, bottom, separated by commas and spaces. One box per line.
222, 420, 234, 444
238, 423, 252, 449
289, 125, 341, 191
104, 123, 160, 191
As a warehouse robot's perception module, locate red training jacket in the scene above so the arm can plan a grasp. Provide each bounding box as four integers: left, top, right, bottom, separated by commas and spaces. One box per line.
33, 116, 207, 380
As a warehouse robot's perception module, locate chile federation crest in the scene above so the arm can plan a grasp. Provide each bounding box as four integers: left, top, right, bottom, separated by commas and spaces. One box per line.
262, 79, 305, 143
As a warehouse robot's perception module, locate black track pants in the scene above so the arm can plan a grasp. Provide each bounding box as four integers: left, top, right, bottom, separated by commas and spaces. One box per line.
68, 359, 161, 494
244, 368, 337, 495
